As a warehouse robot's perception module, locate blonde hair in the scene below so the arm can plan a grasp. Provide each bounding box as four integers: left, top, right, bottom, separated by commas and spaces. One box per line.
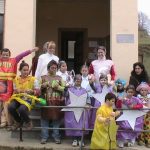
48, 41, 56, 49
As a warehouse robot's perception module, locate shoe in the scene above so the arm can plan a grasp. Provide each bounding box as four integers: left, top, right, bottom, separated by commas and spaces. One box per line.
78, 140, 85, 147
138, 141, 145, 146
146, 144, 150, 148
24, 121, 33, 130
127, 142, 134, 147
11, 122, 22, 131
0, 122, 7, 128
54, 138, 61, 144
72, 139, 78, 147
118, 141, 124, 148
41, 139, 47, 144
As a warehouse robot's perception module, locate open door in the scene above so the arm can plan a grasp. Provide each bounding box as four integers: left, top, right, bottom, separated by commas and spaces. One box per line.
59, 29, 87, 74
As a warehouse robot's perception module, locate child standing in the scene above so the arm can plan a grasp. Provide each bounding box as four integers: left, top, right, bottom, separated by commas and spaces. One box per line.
136, 83, 150, 148
64, 74, 90, 147
90, 92, 120, 149
56, 61, 74, 87
117, 85, 143, 148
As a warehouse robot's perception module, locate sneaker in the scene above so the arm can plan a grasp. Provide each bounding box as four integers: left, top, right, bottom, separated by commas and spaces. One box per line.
72, 139, 78, 147
0, 122, 7, 128
127, 142, 134, 147
41, 139, 47, 144
118, 141, 124, 148
78, 140, 85, 147
138, 141, 145, 146
11, 122, 22, 131
54, 138, 61, 144
24, 121, 33, 130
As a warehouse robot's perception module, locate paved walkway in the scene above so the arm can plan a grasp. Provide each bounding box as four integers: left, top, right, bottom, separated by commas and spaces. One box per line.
0, 129, 149, 150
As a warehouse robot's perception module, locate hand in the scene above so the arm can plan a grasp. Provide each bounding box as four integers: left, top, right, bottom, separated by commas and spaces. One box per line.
85, 104, 91, 109
25, 89, 33, 94
128, 104, 133, 109
110, 112, 116, 117
31, 47, 39, 53
105, 118, 110, 125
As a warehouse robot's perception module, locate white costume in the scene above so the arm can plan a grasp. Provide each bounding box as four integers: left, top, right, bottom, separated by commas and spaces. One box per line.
35, 53, 59, 80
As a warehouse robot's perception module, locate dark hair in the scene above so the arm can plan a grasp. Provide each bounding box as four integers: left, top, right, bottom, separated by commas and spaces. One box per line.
80, 65, 88, 71
47, 60, 58, 70
126, 84, 135, 92
97, 46, 106, 52
131, 62, 149, 82
105, 92, 117, 102
19, 60, 29, 71
58, 60, 66, 69
1, 48, 11, 56
74, 74, 82, 81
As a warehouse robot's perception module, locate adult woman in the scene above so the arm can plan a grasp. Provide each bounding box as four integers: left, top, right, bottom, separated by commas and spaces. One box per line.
40, 60, 65, 144
8, 61, 40, 130
89, 46, 116, 84
129, 62, 149, 89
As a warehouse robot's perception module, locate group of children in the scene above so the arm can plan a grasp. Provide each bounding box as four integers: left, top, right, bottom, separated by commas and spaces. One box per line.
0, 41, 150, 150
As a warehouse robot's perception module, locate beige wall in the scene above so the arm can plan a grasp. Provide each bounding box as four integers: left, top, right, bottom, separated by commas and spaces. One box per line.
36, 0, 110, 50
110, 0, 138, 82
4, 0, 36, 67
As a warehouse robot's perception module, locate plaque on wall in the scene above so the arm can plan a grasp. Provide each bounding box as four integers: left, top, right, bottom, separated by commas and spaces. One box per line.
116, 34, 134, 43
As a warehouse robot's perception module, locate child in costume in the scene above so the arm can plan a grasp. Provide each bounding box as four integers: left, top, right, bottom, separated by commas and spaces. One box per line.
136, 83, 150, 148
0, 47, 38, 127
115, 78, 126, 108
64, 74, 91, 147
89, 73, 115, 128
90, 92, 120, 150
117, 85, 144, 148
56, 60, 74, 87
8, 61, 41, 130
40, 60, 65, 144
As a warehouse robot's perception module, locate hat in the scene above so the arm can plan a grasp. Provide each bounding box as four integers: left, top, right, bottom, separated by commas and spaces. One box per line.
115, 78, 126, 86
136, 82, 150, 93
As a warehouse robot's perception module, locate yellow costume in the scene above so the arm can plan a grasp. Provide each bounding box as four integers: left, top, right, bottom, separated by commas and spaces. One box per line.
90, 104, 118, 150
9, 76, 40, 111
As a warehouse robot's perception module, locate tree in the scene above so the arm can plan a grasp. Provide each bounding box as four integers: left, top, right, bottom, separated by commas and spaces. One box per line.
138, 12, 150, 35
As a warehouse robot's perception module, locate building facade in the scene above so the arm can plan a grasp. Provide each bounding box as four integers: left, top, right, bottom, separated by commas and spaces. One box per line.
2, 0, 138, 81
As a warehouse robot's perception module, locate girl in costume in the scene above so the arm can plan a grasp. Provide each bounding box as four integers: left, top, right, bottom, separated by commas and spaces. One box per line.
115, 78, 126, 109
56, 60, 74, 87
8, 61, 40, 130
117, 85, 144, 148
90, 92, 120, 150
64, 74, 91, 147
0, 47, 38, 128
89, 73, 115, 129
136, 83, 150, 148
40, 60, 65, 144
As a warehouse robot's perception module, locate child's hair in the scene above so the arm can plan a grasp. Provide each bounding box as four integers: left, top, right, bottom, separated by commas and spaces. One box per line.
105, 92, 117, 102
19, 60, 29, 71
1, 48, 11, 56
48, 41, 56, 49
80, 64, 88, 71
99, 73, 108, 80
126, 84, 135, 92
47, 60, 58, 70
74, 74, 82, 81
58, 60, 66, 69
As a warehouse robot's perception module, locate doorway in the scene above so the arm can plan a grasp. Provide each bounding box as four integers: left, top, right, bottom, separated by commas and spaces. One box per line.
58, 29, 88, 74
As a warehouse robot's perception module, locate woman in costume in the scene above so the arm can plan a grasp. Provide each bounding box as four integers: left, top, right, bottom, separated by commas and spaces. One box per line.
8, 61, 40, 130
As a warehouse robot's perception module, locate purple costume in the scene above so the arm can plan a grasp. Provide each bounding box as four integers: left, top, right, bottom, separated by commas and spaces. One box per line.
64, 86, 89, 137
89, 83, 113, 129
117, 96, 144, 142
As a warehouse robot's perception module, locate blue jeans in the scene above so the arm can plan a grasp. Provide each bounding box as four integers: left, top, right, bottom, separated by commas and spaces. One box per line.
41, 118, 61, 140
